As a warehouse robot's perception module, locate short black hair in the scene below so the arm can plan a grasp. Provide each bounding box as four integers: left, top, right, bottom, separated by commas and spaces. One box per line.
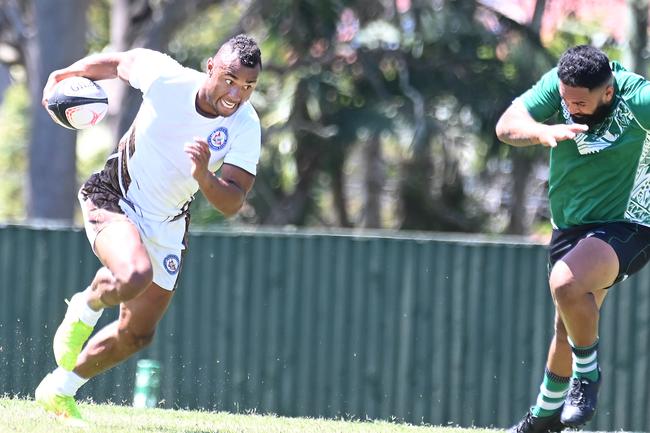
557, 45, 612, 89
226, 34, 262, 70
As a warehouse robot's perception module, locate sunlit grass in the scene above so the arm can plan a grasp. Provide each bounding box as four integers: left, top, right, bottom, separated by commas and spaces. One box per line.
0, 396, 499, 433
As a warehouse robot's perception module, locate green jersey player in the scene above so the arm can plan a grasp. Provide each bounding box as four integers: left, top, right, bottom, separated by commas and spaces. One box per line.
496, 45, 650, 433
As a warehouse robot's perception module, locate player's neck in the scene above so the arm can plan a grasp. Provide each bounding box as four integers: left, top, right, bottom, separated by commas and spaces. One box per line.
194, 93, 218, 118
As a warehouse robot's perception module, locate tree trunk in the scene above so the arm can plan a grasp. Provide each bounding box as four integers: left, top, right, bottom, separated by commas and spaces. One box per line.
506, 151, 533, 234
530, 0, 547, 34
263, 80, 323, 226
102, 0, 137, 141
626, 0, 649, 74
263, 143, 321, 225
26, 0, 89, 222
362, 132, 383, 228
0, 64, 10, 104
331, 155, 351, 227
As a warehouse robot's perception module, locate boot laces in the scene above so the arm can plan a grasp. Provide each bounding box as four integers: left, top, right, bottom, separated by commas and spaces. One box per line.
567, 378, 588, 404
515, 412, 535, 433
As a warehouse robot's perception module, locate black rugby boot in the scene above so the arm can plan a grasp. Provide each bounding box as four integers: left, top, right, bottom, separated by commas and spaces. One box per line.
507, 411, 565, 433
561, 373, 601, 427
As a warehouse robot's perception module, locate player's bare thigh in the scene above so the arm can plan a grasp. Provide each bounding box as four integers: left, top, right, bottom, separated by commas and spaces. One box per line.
549, 236, 618, 299
80, 196, 153, 300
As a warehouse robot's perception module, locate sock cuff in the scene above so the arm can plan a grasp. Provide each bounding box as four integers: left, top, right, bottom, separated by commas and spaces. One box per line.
544, 367, 571, 384
570, 338, 599, 357
71, 292, 103, 327
51, 367, 89, 396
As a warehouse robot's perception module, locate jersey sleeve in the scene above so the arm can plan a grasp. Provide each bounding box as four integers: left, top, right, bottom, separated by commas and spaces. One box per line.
517, 67, 562, 122
617, 70, 650, 130
128, 49, 184, 95
223, 108, 261, 175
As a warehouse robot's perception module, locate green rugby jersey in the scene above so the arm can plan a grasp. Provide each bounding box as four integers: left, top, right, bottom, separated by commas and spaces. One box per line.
519, 61, 650, 228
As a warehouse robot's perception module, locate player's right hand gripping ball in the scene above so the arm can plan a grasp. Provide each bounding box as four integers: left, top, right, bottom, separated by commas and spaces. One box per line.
46, 77, 108, 130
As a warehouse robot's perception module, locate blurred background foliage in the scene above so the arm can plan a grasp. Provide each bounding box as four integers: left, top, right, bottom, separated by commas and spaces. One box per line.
0, 82, 28, 220
0, 0, 644, 236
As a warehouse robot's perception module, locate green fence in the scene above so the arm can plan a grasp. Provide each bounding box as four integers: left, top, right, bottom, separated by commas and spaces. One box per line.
0, 224, 649, 431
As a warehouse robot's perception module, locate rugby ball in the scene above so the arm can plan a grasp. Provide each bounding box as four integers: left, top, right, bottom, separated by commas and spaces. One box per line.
46, 77, 108, 130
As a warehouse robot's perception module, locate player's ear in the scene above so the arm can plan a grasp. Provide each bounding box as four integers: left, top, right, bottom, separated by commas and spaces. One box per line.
604, 84, 615, 101
206, 57, 214, 77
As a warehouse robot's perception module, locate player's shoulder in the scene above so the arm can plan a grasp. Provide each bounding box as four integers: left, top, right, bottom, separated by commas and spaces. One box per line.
234, 101, 261, 126
130, 49, 194, 94
613, 61, 650, 93
538, 67, 560, 84
146, 66, 203, 98
525, 67, 560, 97
220, 103, 261, 145
132, 49, 183, 75
612, 62, 650, 129
518, 67, 560, 116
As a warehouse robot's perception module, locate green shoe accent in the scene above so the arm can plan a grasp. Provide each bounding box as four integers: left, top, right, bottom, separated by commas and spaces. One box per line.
53, 298, 94, 371
35, 374, 87, 427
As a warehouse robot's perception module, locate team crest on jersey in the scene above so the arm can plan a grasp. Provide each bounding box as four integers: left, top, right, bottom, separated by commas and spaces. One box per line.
163, 254, 180, 275
208, 127, 229, 151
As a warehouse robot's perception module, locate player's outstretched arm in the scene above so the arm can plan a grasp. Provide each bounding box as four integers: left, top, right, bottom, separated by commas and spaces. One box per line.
184, 138, 255, 217
496, 99, 588, 148
41, 48, 150, 107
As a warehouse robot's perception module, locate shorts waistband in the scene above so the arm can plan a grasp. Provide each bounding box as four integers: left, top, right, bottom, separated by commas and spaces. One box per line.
119, 198, 187, 223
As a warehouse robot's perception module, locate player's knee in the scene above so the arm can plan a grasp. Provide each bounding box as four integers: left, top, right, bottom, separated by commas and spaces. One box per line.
549, 275, 581, 306
119, 327, 155, 353
115, 264, 153, 300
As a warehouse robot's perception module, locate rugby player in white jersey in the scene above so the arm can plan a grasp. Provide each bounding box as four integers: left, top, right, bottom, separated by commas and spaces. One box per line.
34, 34, 262, 426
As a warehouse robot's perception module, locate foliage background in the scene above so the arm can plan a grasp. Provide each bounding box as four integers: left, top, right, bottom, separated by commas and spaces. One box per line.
0, 0, 644, 237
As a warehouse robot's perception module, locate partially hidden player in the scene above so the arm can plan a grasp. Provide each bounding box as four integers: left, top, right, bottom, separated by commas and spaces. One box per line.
496, 45, 650, 433
35, 34, 262, 426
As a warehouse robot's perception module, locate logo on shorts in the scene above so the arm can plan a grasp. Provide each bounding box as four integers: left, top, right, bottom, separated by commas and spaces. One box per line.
208, 127, 229, 151
163, 254, 180, 275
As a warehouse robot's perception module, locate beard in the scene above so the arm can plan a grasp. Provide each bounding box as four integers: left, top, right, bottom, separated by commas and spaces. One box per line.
570, 99, 615, 129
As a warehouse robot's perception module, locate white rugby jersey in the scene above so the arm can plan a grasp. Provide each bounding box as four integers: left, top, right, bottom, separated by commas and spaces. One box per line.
117, 49, 261, 221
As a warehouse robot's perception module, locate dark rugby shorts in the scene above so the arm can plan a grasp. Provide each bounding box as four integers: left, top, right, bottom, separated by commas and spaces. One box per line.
549, 221, 650, 286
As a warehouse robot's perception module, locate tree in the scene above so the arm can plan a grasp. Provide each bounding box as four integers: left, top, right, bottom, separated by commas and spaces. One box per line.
626, 0, 649, 74
1, 0, 89, 222
0, 0, 632, 235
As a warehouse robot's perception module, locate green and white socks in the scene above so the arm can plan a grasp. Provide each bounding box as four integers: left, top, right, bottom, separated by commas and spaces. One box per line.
531, 368, 570, 418
570, 337, 599, 382
531, 337, 600, 418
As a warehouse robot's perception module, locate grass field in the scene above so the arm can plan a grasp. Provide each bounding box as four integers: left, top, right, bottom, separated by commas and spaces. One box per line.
0, 396, 499, 433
